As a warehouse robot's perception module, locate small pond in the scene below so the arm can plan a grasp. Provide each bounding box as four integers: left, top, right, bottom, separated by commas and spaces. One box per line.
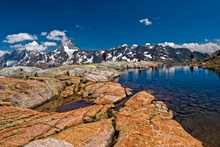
118, 66, 220, 147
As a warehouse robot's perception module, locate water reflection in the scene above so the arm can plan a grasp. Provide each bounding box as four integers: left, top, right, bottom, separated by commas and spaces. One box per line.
119, 66, 220, 146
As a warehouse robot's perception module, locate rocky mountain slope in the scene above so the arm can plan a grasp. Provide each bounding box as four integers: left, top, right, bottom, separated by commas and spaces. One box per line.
0, 40, 208, 69
194, 50, 220, 72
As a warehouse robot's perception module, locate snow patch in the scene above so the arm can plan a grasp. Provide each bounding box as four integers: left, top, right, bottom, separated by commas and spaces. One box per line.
145, 54, 152, 58
63, 45, 78, 57
84, 56, 94, 63
131, 44, 138, 49
121, 44, 128, 47
6, 60, 17, 66
160, 57, 167, 60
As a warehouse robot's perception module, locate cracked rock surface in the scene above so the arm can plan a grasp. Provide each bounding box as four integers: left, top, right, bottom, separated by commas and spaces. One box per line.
0, 103, 113, 147
0, 77, 65, 108
0, 91, 202, 147
114, 91, 202, 147
0, 63, 203, 147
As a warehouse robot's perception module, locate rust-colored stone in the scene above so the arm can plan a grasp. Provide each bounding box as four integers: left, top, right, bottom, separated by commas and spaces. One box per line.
114, 91, 202, 147
52, 119, 115, 147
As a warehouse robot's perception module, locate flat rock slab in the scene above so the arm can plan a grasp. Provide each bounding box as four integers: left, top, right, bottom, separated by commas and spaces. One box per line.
114, 91, 203, 147
52, 119, 114, 147
0, 77, 64, 108
24, 138, 73, 147
0, 103, 113, 147
67, 67, 120, 82
0, 66, 43, 79
83, 82, 129, 104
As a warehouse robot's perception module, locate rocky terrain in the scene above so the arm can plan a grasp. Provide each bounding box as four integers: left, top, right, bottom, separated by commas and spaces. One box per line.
0, 62, 203, 146
185, 50, 220, 74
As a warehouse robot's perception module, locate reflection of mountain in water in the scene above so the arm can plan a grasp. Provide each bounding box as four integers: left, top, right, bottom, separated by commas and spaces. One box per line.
119, 66, 220, 146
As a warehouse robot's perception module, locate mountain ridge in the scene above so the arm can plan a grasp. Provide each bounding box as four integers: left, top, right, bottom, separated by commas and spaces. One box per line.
0, 40, 208, 69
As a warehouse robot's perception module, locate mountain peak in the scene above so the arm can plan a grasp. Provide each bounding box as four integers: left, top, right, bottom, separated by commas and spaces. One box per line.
62, 39, 75, 47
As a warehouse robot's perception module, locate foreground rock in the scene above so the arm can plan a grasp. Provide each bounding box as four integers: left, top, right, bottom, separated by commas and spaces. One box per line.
24, 138, 73, 147
0, 66, 48, 79
82, 82, 130, 104
0, 91, 203, 146
0, 103, 114, 147
52, 119, 114, 147
0, 63, 203, 146
114, 91, 202, 146
0, 77, 65, 108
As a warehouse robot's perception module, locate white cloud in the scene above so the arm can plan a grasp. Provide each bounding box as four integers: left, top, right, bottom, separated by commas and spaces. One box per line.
46, 30, 68, 42
3, 33, 38, 43
0, 50, 9, 57
10, 44, 25, 50
139, 18, 152, 26
41, 32, 47, 36
158, 42, 220, 53
10, 41, 50, 51
24, 41, 46, 51
43, 41, 57, 46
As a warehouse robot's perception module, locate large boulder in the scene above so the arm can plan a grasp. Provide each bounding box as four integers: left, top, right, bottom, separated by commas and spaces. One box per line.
0, 77, 64, 108
67, 67, 120, 82
24, 138, 73, 147
82, 82, 129, 104
52, 119, 115, 147
0, 104, 113, 147
67, 68, 86, 77
83, 69, 120, 82
114, 91, 203, 147
0, 66, 42, 79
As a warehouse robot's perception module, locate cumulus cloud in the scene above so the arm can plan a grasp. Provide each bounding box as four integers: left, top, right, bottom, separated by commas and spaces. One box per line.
41, 32, 47, 36
24, 41, 46, 51
3, 33, 38, 43
139, 18, 152, 26
158, 42, 220, 53
11, 41, 47, 51
0, 50, 9, 57
46, 30, 68, 42
43, 41, 57, 46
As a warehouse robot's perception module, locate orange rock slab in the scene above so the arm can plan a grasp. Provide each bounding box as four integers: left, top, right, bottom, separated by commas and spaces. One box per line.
114, 91, 203, 147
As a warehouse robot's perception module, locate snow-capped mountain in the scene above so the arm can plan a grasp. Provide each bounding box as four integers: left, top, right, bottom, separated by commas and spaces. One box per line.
0, 40, 208, 69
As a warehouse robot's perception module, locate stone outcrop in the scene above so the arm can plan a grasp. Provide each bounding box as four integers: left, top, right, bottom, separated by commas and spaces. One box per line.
0, 103, 114, 147
24, 138, 73, 147
114, 91, 202, 146
0, 63, 204, 146
52, 119, 114, 147
67, 67, 120, 82
99, 61, 161, 70
0, 90, 203, 147
82, 82, 130, 104
0, 77, 65, 108
0, 66, 43, 79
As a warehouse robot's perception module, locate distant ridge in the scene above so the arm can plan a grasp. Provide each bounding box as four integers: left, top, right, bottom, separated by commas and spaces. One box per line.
0, 39, 208, 69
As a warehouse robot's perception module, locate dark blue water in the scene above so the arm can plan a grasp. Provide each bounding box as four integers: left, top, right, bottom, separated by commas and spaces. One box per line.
119, 66, 220, 146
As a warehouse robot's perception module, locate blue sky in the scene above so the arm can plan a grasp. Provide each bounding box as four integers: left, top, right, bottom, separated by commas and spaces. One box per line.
0, 0, 220, 54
